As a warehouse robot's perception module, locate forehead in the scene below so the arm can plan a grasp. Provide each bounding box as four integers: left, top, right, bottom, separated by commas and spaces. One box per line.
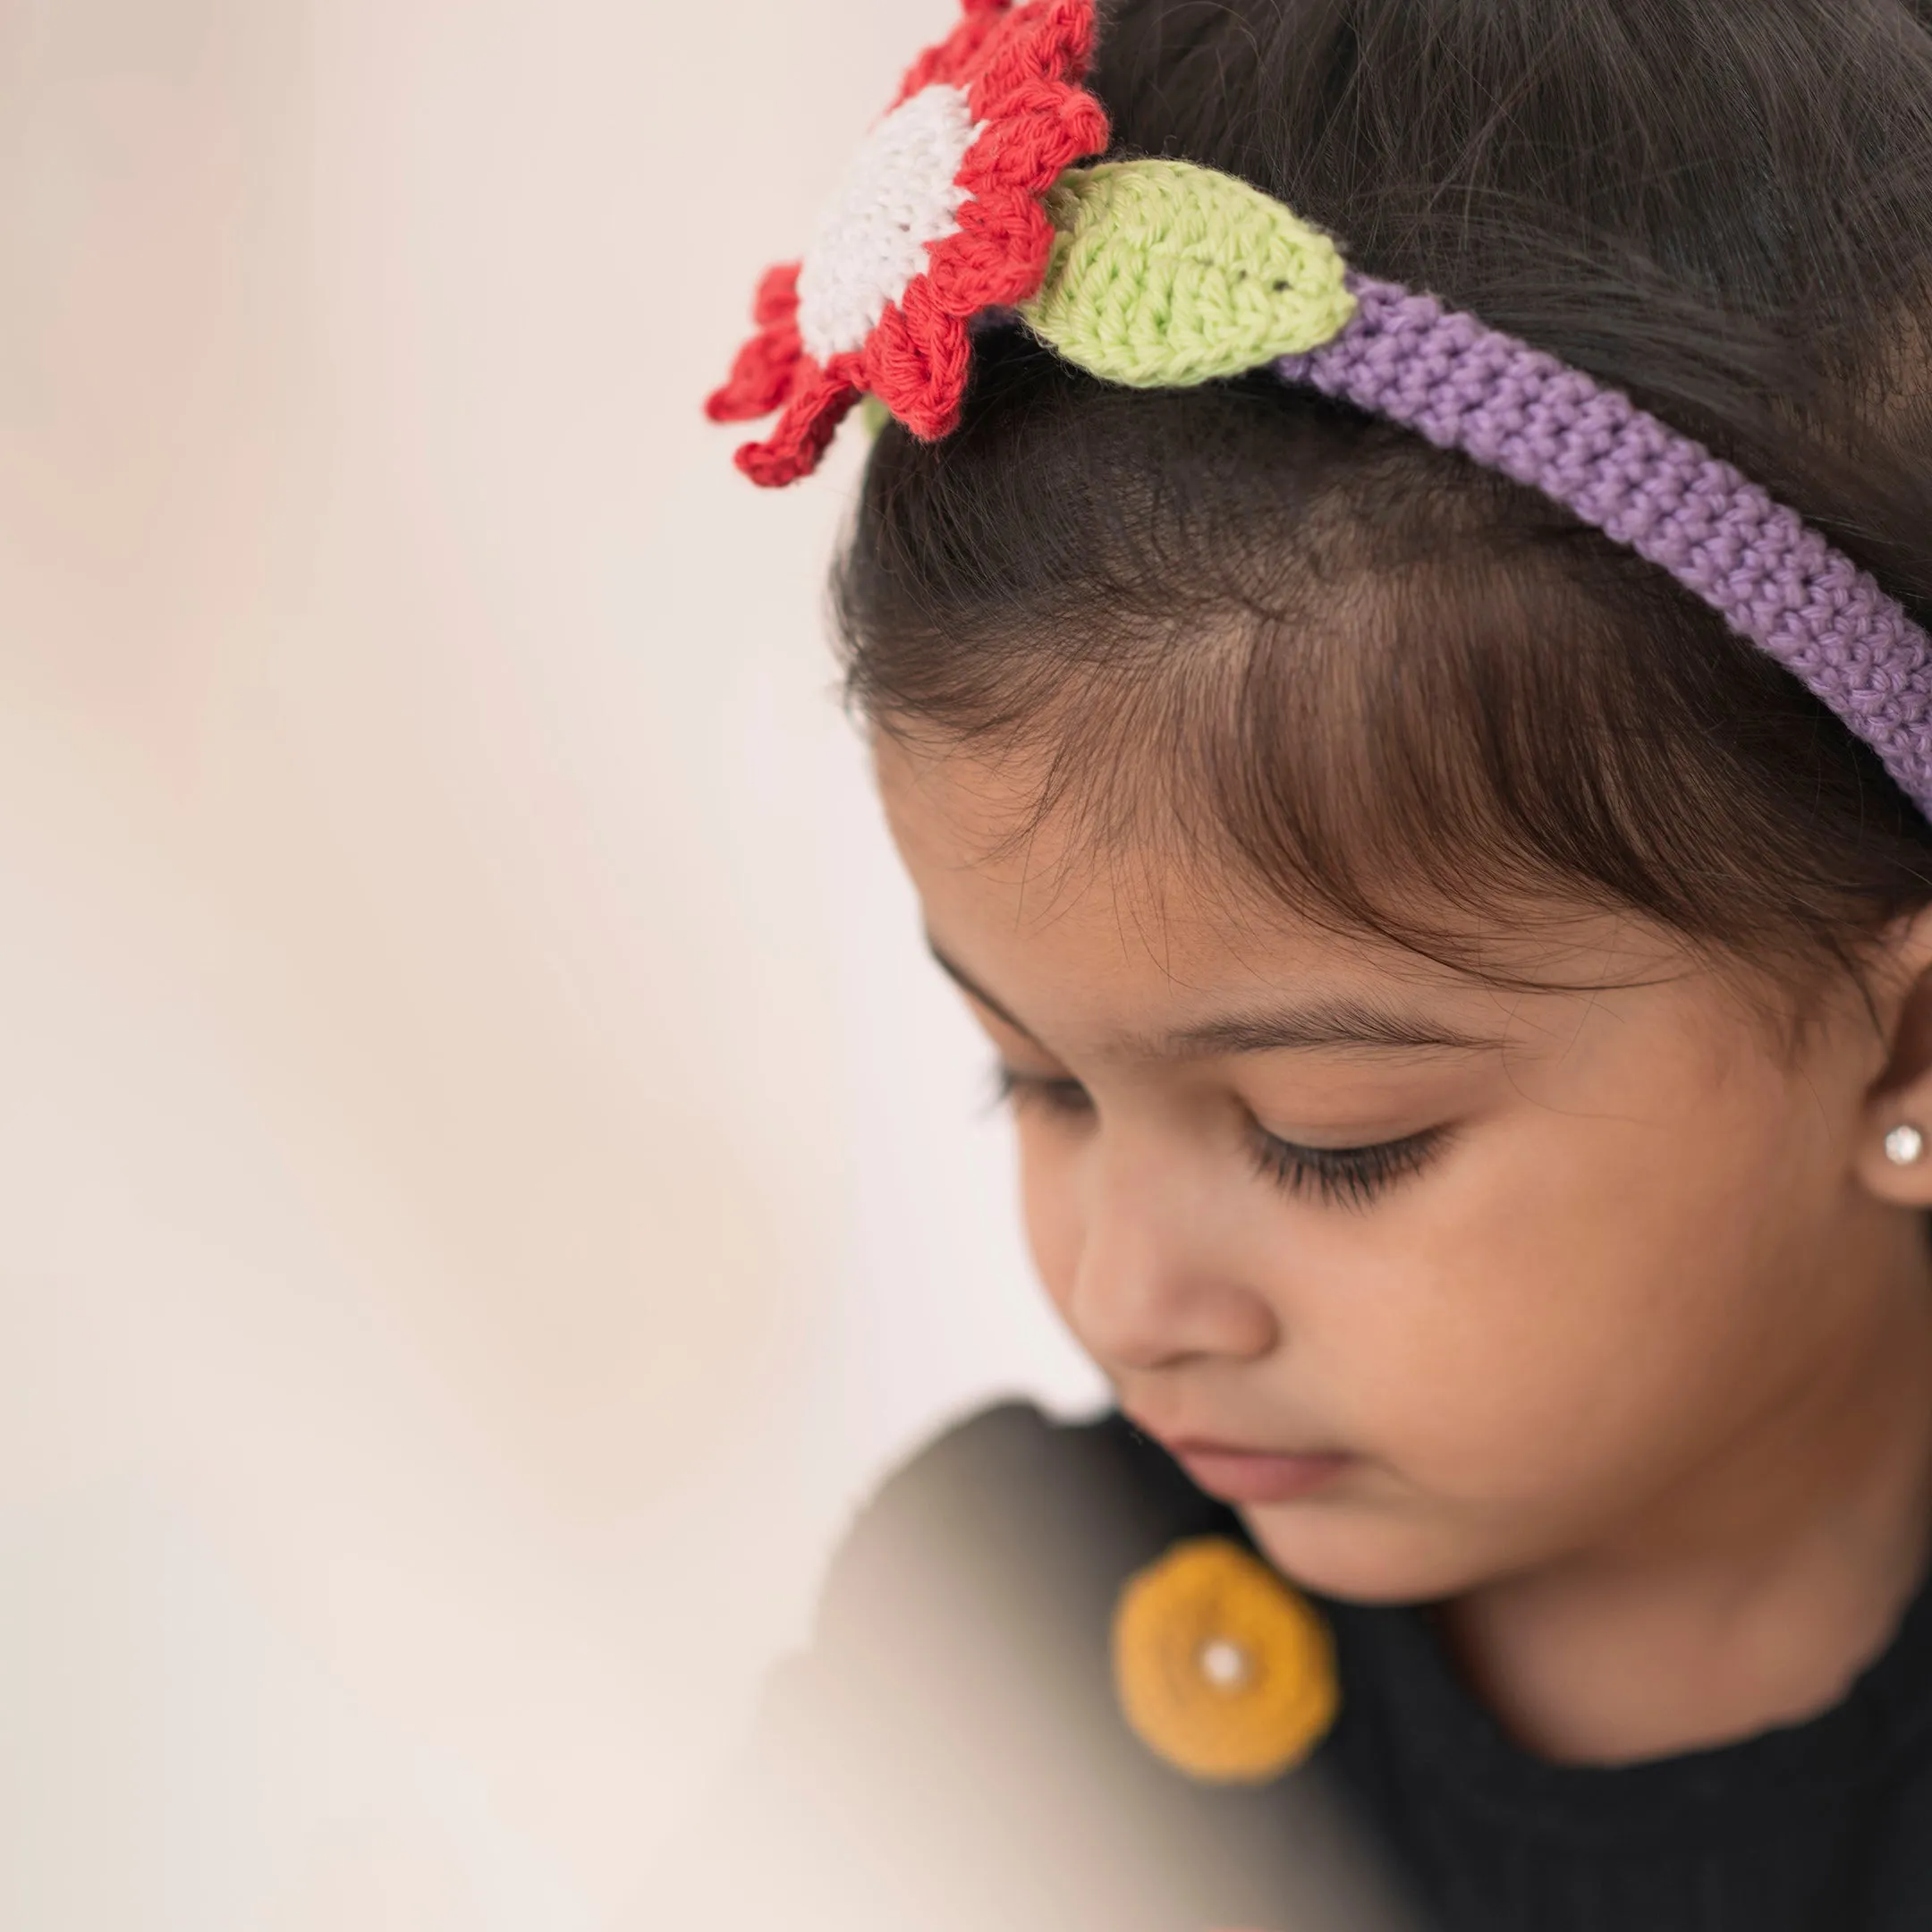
874, 731, 1685, 1062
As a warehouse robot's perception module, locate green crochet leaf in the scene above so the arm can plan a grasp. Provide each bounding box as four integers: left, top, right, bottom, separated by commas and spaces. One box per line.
1019, 160, 1356, 388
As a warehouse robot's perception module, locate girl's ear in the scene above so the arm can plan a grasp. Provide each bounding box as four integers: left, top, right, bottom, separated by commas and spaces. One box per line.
1857, 904, 1932, 1208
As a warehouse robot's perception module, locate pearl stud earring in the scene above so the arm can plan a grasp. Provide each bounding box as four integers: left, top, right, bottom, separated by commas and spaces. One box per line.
1885, 1124, 1927, 1167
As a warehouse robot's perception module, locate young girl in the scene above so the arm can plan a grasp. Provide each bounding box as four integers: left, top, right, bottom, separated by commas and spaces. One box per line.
672, 1, 1932, 1926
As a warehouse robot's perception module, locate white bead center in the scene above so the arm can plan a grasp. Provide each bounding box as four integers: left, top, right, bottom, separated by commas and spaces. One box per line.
1198, 1639, 1250, 1690
796, 83, 982, 361
1887, 1123, 1926, 1167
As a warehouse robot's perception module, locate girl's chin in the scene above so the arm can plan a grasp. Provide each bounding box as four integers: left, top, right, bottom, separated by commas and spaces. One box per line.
1238, 1501, 1512, 1606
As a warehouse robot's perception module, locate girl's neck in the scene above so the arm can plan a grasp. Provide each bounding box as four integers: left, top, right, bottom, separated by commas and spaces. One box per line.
1442, 1224, 1932, 1767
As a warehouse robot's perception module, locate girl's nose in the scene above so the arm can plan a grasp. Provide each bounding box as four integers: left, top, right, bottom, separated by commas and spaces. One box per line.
1062, 1131, 1281, 1375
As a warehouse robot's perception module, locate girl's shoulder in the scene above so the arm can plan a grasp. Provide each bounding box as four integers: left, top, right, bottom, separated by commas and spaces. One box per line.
814, 1400, 1233, 1662
656, 1402, 1415, 1932
793, 1401, 1250, 1847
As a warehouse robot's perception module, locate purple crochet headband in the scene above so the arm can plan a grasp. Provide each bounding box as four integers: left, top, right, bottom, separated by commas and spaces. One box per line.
1275, 275, 1932, 822
709, 72, 1932, 818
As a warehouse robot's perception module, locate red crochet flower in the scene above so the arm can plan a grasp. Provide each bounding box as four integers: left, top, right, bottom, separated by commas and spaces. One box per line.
706, 0, 1109, 487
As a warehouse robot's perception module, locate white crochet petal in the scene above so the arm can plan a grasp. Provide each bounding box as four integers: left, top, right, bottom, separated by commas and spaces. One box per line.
796, 83, 981, 361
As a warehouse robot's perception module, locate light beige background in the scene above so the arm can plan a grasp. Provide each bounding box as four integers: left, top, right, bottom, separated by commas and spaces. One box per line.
0, 1, 1103, 1925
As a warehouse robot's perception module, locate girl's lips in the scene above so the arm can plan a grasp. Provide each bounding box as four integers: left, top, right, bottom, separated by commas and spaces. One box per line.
1165, 1442, 1355, 1504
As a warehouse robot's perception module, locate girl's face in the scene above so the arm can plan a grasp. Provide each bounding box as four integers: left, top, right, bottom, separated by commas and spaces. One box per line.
877, 734, 1932, 1603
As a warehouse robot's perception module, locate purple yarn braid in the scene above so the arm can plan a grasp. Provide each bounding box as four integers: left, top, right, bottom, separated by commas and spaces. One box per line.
1275, 276, 1932, 822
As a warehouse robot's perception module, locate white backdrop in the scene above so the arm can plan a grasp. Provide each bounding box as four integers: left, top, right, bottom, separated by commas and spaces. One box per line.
0, 1, 1103, 1925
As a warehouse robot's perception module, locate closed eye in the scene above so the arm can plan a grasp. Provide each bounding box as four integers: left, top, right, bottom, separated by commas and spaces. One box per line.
993, 1064, 1094, 1120
1249, 1125, 1449, 1210
997, 1063, 1448, 1209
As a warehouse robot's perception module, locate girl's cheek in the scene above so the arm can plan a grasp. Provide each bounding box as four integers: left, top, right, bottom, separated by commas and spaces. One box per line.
1014, 1119, 1087, 1317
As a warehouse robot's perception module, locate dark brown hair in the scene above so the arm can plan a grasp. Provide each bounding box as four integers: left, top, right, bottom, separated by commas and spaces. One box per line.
835, 0, 1932, 987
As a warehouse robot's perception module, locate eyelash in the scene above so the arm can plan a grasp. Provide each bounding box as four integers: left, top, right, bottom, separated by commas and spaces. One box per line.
994, 1067, 1093, 1119
1247, 1124, 1446, 1210
994, 1067, 1447, 1210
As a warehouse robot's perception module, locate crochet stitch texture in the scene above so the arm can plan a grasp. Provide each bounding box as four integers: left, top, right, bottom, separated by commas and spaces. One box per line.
1277, 278, 1932, 820
706, 0, 1932, 826
706, 0, 1107, 486
1021, 160, 1356, 386
1112, 1537, 1338, 1785
795, 84, 983, 364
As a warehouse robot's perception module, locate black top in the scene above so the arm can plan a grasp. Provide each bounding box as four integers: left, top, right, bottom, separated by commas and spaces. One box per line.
657, 1403, 1932, 1932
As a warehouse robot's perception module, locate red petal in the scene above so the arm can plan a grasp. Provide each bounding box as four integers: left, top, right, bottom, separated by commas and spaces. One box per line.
705, 262, 804, 423
734, 365, 862, 487
750, 261, 801, 329
957, 88, 1109, 192
864, 294, 971, 443
969, 0, 1097, 120
896, 3, 1005, 102
923, 197, 1055, 314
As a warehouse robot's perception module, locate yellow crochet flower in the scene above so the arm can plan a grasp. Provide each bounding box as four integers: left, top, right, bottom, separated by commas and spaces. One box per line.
1112, 1538, 1338, 1784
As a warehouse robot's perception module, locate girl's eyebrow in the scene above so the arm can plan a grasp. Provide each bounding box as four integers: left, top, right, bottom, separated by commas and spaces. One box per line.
929, 942, 1040, 1040
1160, 1005, 1507, 1057
928, 941, 1506, 1057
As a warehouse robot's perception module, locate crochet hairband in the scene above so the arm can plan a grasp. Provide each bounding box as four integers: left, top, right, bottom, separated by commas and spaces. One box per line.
707, 0, 1932, 821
